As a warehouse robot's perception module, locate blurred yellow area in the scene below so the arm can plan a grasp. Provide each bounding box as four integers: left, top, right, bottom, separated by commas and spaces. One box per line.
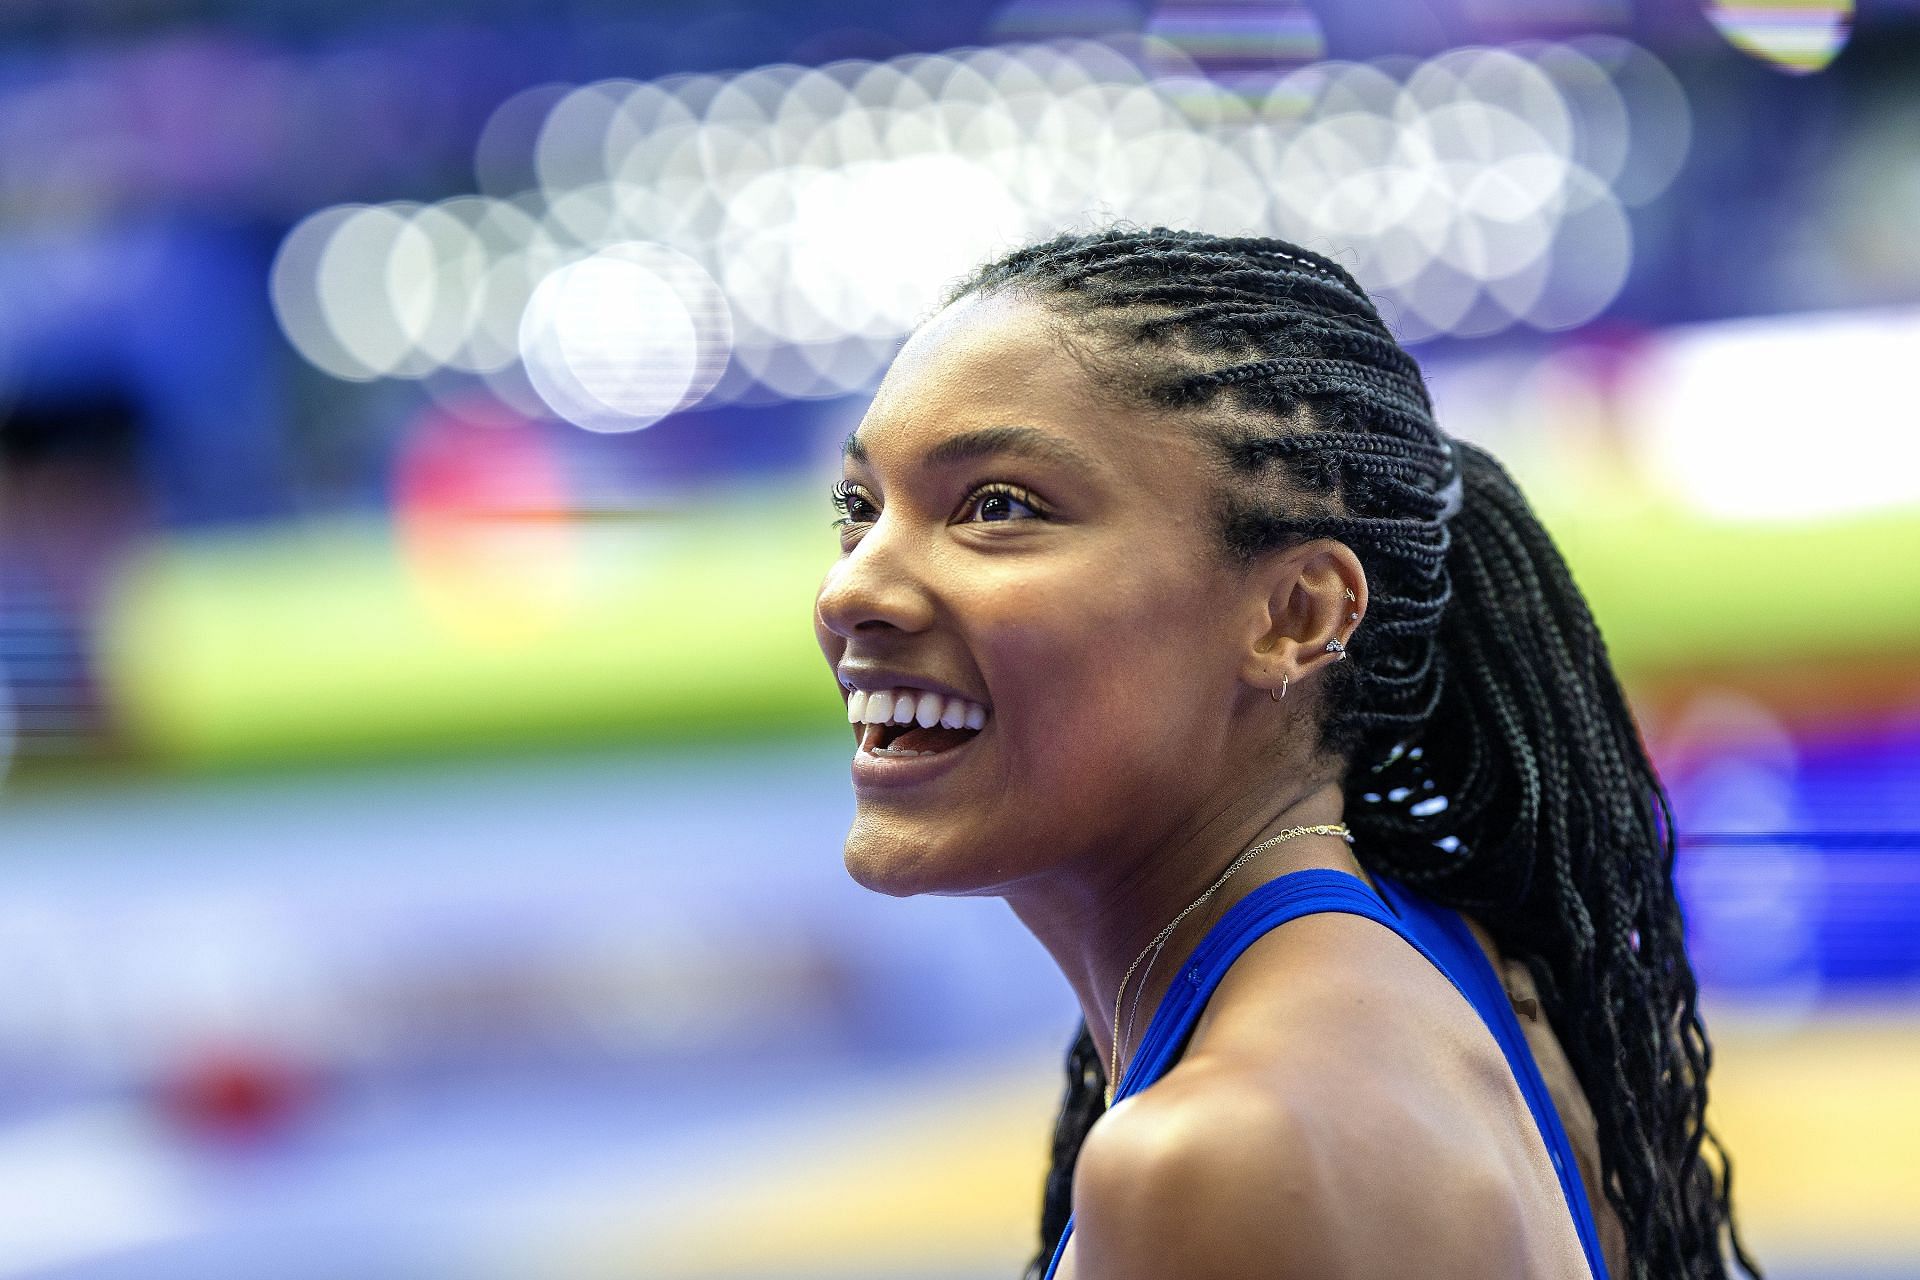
507, 1057, 1057, 1280
530, 1015, 1920, 1279
1705, 1011, 1920, 1258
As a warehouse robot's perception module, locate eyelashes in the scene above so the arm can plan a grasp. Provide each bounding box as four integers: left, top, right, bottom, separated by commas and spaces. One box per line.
966, 482, 1045, 523
829, 480, 1045, 530
829, 480, 873, 529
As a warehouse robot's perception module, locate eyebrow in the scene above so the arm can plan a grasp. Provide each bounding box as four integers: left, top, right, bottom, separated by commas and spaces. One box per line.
841, 424, 1100, 475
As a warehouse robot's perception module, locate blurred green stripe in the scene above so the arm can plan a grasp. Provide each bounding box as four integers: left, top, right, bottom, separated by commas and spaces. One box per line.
96, 482, 1920, 769
1549, 495, 1920, 673
99, 488, 845, 768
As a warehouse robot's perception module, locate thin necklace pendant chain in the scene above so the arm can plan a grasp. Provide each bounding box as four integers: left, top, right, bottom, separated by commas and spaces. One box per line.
1105, 822, 1354, 1107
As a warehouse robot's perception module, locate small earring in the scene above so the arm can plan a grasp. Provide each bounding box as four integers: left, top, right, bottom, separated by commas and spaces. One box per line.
1325, 636, 1346, 655
1271, 673, 1288, 702
1343, 588, 1355, 601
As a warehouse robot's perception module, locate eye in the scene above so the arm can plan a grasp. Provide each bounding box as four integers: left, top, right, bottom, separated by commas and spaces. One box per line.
961, 482, 1045, 524
829, 480, 876, 529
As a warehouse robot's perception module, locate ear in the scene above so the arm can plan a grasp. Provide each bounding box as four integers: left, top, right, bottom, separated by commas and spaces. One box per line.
1240, 539, 1366, 698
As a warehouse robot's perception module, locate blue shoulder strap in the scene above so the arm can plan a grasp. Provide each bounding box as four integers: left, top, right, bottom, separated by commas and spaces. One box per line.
1040, 868, 1609, 1279
1370, 874, 1611, 1279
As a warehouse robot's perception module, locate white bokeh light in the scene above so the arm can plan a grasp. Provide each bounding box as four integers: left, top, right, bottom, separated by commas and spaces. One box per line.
316, 203, 422, 380
1575, 36, 1690, 207
1521, 170, 1632, 333
1627, 307, 1920, 523
276, 36, 1697, 404
518, 243, 731, 432
271, 204, 381, 381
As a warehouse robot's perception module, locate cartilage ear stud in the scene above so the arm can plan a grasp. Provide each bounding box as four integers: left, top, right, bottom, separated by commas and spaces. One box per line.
1343, 588, 1355, 601
1349, 611, 1359, 621
1325, 636, 1346, 654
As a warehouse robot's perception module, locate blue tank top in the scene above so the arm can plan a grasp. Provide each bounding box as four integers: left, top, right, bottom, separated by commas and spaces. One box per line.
1040, 867, 1611, 1280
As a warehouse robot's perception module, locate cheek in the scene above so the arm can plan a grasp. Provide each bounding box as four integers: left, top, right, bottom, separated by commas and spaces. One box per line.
980, 576, 1220, 766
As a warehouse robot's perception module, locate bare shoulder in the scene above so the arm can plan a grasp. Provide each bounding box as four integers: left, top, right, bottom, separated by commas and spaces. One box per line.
1069, 913, 1581, 1280
1070, 1057, 1535, 1280
1069, 1059, 1325, 1280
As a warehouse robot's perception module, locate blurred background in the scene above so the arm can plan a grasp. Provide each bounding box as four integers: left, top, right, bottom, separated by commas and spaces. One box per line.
0, 0, 1914, 1276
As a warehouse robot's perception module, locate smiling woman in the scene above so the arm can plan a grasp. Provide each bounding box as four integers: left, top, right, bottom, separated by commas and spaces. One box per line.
810, 229, 1761, 1280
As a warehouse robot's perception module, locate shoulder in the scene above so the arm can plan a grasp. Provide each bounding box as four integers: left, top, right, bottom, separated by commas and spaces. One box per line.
1071, 1056, 1533, 1280
1071, 1060, 1329, 1280
1070, 916, 1545, 1280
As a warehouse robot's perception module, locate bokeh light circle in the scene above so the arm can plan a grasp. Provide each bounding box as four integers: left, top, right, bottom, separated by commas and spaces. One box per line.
271, 204, 381, 381
279, 34, 1691, 394
517, 242, 732, 432
316, 203, 423, 380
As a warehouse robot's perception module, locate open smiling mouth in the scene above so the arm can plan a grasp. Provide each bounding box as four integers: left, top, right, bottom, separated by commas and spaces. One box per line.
848, 689, 988, 759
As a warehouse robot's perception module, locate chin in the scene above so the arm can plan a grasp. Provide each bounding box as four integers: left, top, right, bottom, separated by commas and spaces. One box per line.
842, 821, 978, 899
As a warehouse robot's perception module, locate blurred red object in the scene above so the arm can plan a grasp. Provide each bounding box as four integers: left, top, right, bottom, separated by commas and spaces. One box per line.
152, 1043, 319, 1144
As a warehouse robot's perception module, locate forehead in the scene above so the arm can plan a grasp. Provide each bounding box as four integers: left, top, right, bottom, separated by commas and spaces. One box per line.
847, 290, 1202, 483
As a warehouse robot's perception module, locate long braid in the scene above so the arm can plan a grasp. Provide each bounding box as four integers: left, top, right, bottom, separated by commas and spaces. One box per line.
948, 228, 1759, 1280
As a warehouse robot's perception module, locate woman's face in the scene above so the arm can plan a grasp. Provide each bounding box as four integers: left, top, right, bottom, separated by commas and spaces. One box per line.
813, 289, 1274, 899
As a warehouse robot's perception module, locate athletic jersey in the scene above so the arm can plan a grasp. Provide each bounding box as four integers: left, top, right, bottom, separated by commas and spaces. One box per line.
1040, 867, 1612, 1280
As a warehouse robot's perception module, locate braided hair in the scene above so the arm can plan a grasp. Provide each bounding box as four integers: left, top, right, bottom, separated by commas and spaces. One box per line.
940, 228, 1759, 1280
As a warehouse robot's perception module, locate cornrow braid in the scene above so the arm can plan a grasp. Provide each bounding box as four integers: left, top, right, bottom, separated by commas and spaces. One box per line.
951, 227, 1760, 1280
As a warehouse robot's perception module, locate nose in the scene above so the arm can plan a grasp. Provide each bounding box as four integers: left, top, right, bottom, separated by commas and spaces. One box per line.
814, 518, 937, 646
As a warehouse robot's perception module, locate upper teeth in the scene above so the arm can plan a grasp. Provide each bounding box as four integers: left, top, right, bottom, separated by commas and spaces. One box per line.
846, 687, 988, 731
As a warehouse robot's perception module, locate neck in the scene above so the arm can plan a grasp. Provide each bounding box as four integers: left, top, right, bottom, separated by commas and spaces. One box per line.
1003, 777, 1365, 1096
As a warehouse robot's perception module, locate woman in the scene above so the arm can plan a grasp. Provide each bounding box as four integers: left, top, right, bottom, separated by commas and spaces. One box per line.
812, 228, 1759, 1280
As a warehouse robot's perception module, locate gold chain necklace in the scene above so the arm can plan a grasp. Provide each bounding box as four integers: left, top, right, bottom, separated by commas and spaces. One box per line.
1106, 822, 1354, 1107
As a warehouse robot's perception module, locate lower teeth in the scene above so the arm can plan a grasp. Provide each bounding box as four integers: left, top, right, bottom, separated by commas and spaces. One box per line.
871, 745, 929, 757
